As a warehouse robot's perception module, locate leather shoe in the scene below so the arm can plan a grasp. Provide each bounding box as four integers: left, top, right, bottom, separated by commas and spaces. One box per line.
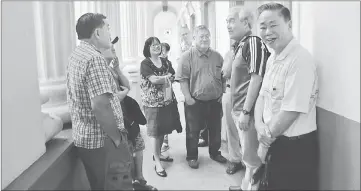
229, 186, 242, 191
226, 162, 245, 174
187, 159, 199, 169
210, 154, 227, 163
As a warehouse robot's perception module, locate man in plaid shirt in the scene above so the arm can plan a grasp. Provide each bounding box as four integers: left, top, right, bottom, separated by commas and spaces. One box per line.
66, 13, 129, 190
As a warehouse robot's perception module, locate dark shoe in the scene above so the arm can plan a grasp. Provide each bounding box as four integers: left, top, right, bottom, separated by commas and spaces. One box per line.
198, 139, 208, 147
154, 166, 167, 177
210, 154, 227, 164
153, 155, 174, 162
229, 186, 242, 191
252, 164, 265, 185
133, 179, 158, 191
226, 162, 245, 175
187, 159, 199, 169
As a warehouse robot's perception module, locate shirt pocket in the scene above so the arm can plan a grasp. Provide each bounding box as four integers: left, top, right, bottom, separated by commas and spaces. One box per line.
214, 65, 222, 80
270, 65, 286, 100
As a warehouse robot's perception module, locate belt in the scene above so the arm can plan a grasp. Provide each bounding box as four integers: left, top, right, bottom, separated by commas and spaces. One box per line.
278, 131, 316, 141
193, 97, 219, 103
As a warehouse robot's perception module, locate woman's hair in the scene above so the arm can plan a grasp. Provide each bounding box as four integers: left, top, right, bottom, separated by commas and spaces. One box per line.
143, 37, 161, 57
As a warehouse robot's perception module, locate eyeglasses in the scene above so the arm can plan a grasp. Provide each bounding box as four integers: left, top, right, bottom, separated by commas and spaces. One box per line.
199, 35, 210, 40
151, 44, 161, 48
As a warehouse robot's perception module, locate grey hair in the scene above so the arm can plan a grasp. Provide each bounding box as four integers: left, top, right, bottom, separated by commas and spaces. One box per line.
229, 6, 255, 30
193, 25, 211, 37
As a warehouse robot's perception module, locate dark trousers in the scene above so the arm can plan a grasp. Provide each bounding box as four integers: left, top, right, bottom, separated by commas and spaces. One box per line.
185, 99, 222, 160
77, 146, 108, 190
77, 135, 133, 191
267, 130, 319, 190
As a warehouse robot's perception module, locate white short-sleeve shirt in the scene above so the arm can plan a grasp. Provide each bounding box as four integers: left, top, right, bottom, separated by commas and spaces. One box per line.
260, 38, 319, 137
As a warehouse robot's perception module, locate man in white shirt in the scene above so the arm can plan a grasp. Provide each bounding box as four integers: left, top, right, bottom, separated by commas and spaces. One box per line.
254, 3, 319, 190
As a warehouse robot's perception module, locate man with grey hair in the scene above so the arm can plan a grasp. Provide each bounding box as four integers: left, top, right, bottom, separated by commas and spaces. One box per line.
226, 7, 270, 191
176, 25, 227, 169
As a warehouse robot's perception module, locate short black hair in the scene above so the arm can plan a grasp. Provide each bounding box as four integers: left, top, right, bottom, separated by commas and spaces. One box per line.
161, 43, 170, 52
76, 13, 106, 40
143, 37, 161, 58
257, 3, 291, 22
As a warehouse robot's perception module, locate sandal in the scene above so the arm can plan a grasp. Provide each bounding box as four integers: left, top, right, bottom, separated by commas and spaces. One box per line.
153, 155, 174, 162
154, 166, 167, 177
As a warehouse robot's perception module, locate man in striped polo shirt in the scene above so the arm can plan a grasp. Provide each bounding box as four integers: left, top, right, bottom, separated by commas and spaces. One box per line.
226, 7, 270, 191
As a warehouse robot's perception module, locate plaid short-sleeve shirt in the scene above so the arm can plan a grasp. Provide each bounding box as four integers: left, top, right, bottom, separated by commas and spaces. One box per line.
66, 41, 125, 149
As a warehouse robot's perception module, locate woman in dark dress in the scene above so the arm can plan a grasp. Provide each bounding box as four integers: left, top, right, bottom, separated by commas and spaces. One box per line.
140, 37, 181, 177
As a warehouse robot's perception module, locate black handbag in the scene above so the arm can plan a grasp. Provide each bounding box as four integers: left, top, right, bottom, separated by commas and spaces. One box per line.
252, 154, 271, 190
121, 96, 146, 144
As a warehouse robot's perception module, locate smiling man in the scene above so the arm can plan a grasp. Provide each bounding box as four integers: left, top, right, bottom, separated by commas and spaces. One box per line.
254, 3, 319, 190
176, 25, 227, 169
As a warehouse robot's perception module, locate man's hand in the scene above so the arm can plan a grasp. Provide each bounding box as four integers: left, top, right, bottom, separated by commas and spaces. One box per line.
112, 138, 121, 148
185, 96, 196, 106
256, 123, 276, 147
115, 86, 129, 101
108, 130, 122, 148
238, 113, 250, 131
169, 75, 175, 83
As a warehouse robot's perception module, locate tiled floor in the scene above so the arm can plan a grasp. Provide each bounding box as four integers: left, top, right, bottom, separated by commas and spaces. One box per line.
139, 101, 245, 190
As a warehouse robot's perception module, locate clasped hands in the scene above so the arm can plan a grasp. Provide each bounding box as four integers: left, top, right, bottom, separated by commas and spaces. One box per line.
255, 122, 276, 147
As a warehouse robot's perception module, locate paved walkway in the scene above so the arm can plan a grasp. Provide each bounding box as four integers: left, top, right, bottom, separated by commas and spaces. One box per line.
139, 94, 245, 190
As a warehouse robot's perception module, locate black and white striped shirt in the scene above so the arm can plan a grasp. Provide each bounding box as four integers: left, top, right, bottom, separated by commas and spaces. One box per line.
230, 33, 270, 115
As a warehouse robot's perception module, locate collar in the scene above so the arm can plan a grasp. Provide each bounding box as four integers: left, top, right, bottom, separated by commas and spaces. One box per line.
196, 47, 212, 58
80, 41, 101, 54
274, 38, 298, 61
232, 31, 252, 51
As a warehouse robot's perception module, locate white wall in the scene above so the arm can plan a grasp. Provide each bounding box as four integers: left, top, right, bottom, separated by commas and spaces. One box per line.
2, 1, 46, 189
298, 2, 360, 123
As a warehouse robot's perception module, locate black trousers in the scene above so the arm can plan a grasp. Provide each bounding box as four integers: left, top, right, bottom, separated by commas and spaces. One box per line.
267, 130, 319, 190
184, 99, 222, 160
77, 145, 108, 190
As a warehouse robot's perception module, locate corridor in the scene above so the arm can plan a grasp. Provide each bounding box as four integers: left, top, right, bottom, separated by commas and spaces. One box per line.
1, 1, 360, 190
139, 119, 243, 190
139, 84, 243, 190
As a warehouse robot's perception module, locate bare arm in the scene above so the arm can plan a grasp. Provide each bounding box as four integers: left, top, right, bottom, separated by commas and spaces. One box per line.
254, 94, 265, 129
86, 57, 122, 146
179, 80, 192, 99
243, 74, 263, 111
91, 93, 121, 143
148, 75, 170, 85
268, 111, 300, 137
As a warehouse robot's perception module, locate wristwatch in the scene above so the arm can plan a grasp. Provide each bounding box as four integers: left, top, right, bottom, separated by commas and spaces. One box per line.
241, 109, 250, 115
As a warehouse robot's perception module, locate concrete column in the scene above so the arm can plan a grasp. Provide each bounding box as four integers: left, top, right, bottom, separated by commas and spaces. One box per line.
136, 1, 147, 57
2, 1, 47, 188
34, 2, 76, 125
119, 1, 138, 62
